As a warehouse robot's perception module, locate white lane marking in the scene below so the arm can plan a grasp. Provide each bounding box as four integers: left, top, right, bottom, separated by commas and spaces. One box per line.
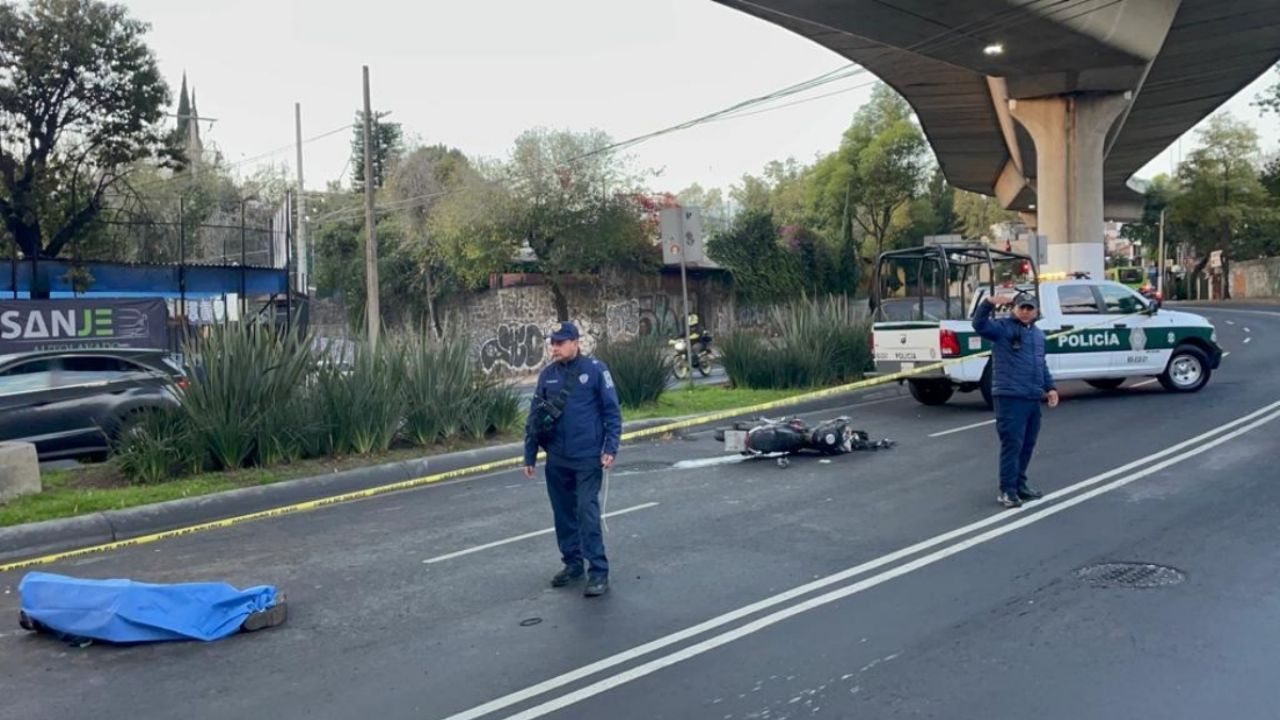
673, 456, 751, 470
421, 503, 659, 565
442, 398, 1280, 720
1131, 379, 1159, 388
1227, 320, 1237, 325
1244, 338, 1253, 345
1185, 307, 1280, 317
1245, 327, 1252, 333
500, 407, 1280, 720
928, 419, 995, 437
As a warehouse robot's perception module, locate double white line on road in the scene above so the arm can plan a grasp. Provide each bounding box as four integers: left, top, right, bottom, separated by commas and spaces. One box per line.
445, 397, 1280, 720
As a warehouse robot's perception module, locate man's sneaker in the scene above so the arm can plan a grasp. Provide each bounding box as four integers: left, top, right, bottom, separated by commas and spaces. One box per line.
551, 563, 586, 588
584, 575, 610, 597
241, 600, 288, 632
1016, 484, 1044, 500
997, 492, 1022, 509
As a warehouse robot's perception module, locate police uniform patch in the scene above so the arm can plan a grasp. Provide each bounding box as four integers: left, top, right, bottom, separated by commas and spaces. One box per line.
579, 373, 589, 385
603, 370, 614, 389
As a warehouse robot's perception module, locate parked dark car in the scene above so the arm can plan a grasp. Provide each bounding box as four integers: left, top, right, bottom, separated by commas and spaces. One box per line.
0, 349, 186, 460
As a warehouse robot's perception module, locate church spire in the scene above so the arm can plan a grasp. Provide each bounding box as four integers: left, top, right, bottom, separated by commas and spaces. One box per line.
176, 72, 191, 140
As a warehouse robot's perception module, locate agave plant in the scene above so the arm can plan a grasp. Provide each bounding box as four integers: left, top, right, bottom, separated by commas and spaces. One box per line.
593, 334, 673, 407
315, 338, 406, 455
401, 332, 475, 445
723, 295, 873, 390
179, 324, 316, 470
112, 407, 204, 485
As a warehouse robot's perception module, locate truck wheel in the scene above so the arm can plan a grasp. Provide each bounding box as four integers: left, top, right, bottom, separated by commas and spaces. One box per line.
908, 379, 954, 406
1086, 378, 1126, 391
979, 364, 994, 410
1159, 345, 1211, 393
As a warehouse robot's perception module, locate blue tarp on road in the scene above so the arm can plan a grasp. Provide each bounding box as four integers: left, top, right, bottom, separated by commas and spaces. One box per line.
19, 572, 280, 643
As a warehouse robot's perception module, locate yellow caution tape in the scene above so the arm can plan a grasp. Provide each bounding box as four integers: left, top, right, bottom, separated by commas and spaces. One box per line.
0, 309, 1149, 574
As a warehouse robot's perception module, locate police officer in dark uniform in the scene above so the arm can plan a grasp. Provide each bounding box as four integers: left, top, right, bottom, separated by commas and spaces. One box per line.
973, 291, 1060, 508
523, 322, 622, 597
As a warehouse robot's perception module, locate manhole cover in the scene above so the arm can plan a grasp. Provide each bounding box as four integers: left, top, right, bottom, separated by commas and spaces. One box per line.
1076, 562, 1186, 588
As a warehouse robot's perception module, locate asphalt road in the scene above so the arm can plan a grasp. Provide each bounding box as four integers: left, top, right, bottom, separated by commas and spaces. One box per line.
2, 305, 1277, 720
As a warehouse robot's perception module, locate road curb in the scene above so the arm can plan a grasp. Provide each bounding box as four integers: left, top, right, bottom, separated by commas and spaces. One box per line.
0, 384, 910, 567
0, 417, 674, 564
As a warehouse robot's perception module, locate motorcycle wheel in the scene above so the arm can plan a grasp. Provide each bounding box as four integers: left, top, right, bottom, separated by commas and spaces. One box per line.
673, 357, 691, 379
696, 351, 713, 377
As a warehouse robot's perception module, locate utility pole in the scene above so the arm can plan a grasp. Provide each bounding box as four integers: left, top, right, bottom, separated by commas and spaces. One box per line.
1157, 207, 1166, 297
294, 103, 307, 296
361, 66, 381, 348
678, 228, 694, 389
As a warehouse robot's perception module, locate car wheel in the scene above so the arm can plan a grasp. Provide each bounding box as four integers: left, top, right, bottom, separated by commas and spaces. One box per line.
908, 379, 954, 406
1159, 345, 1211, 393
1086, 378, 1126, 391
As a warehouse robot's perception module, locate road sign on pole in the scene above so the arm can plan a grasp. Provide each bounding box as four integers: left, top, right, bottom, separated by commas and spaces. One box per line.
661, 207, 700, 386
662, 207, 706, 265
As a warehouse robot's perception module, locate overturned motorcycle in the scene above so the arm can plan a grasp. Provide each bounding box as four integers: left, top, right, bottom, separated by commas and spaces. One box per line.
713, 416, 895, 467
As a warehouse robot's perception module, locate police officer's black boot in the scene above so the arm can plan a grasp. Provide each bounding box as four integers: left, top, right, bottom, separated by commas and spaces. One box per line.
584, 575, 610, 597
1016, 484, 1044, 500
551, 562, 586, 588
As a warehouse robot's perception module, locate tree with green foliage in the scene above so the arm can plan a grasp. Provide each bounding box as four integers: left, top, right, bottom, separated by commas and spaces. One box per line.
706, 208, 803, 303
953, 189, 1017, 239
0, 0, 175, 277
729, 172, 771, 217
430, 128, 656, 321
1167, 114, 1272, 292
351, 110, 403, 192
1261, 156, 1280, 199
1255, 63, 1279, 116
1120, 174, 1178, 253
808, 84, 929, 288
899, 166, 958, 245
389, 144, 476, 336
676, 182, 728, 235
728, 158, 813, 228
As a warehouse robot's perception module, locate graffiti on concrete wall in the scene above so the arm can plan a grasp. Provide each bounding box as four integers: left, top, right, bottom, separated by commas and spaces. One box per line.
480, 323, 546, 372
606, 300, 640, 340
637, 294, 692, 337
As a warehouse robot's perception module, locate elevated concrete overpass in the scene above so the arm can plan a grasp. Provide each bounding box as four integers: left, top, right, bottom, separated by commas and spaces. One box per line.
714, 0, 1280, 277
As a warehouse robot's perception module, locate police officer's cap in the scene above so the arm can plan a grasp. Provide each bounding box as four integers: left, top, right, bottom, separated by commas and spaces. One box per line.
550, 322, 580, 342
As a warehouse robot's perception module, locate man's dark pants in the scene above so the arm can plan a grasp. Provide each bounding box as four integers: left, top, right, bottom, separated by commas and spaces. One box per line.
993, 396, 1042, 495
545, 461, 608, 577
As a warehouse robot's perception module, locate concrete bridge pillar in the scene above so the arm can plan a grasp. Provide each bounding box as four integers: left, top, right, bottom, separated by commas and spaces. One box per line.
1009, 92, 1130, 279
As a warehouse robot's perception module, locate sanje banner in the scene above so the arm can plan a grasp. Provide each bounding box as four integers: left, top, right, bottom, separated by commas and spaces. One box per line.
0, 299, 168, 354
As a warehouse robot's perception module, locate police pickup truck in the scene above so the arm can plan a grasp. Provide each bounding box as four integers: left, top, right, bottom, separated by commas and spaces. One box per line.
872, 277, 1223, 408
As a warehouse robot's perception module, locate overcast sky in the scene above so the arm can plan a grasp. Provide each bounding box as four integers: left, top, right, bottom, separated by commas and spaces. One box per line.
120, 0, 1280, 195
